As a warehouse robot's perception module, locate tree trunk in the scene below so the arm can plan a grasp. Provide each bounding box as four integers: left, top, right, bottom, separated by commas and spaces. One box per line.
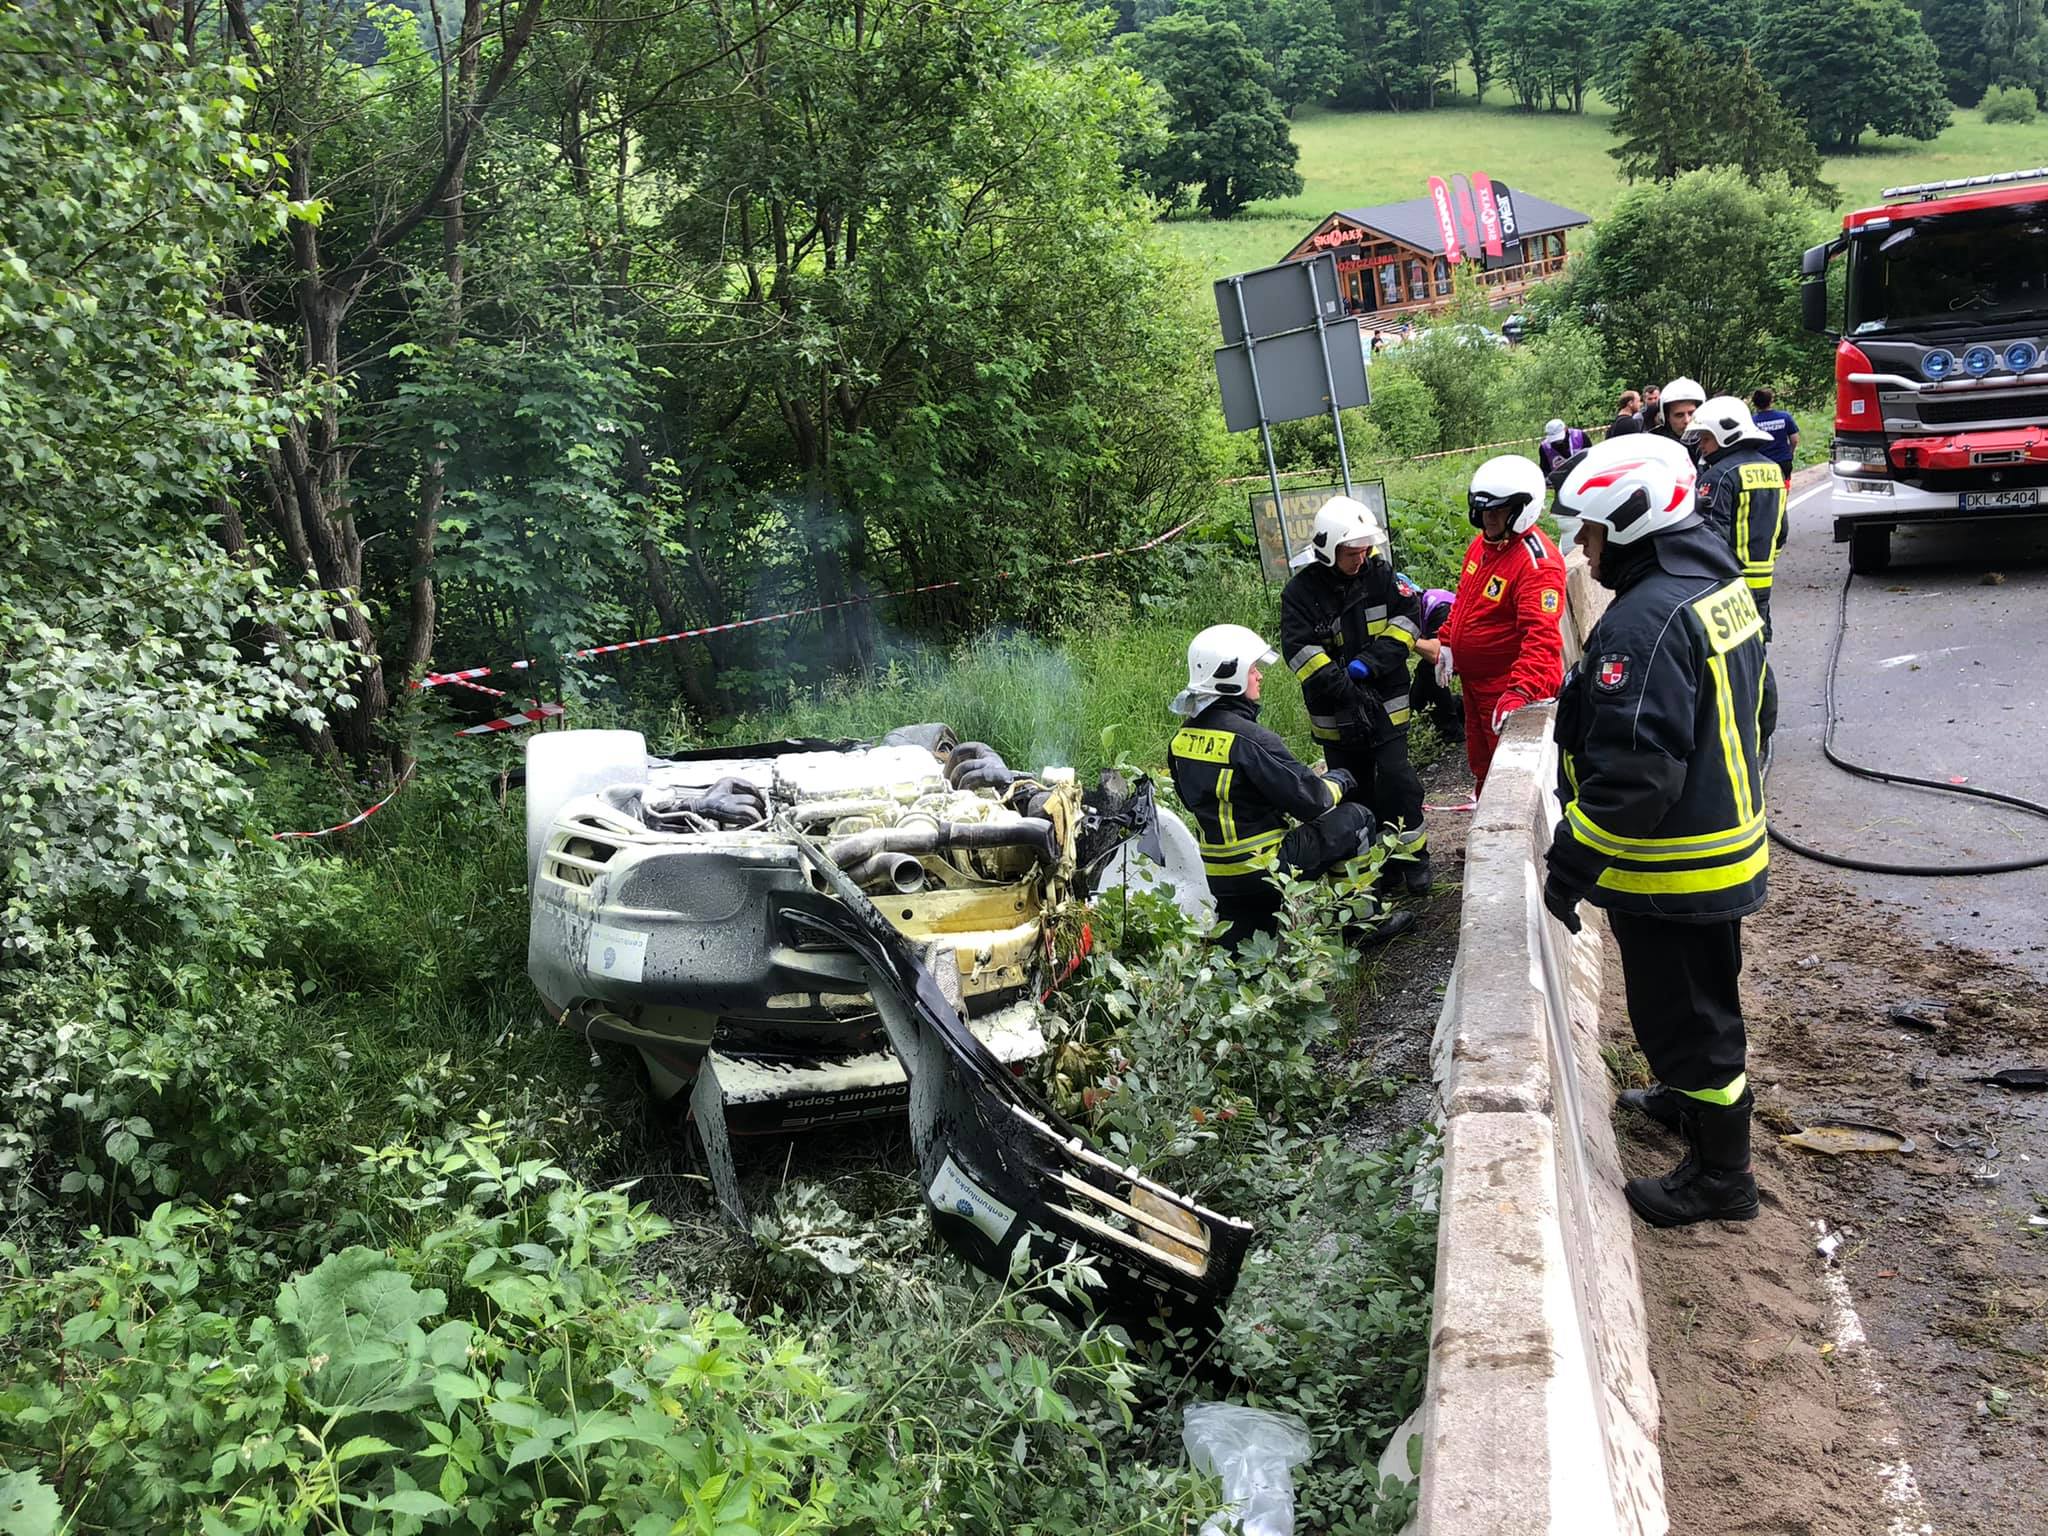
400, 0, 485, 721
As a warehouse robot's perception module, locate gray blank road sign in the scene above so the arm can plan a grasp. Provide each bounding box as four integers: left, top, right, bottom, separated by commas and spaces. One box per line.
1214, 253, 1347, 345
1214, 320, 1370, 434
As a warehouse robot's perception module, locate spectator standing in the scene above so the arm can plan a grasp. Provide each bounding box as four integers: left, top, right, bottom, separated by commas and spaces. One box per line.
1635, 384, 1661, 432
1751, 388, 1799, 490
1610, 391, 1644, 437
1538, 417, 1591, 477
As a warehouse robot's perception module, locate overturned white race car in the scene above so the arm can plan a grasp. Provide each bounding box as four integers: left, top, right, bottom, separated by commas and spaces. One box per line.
523, 726, 1240, 1333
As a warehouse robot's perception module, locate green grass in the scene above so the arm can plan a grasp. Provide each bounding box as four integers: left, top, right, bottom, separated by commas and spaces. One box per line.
1158, 99, 2048, 289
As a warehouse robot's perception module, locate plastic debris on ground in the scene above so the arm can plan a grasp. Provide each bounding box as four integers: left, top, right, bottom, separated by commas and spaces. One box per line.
1182, 1402, 1314, 1536
1780, 1121, 1916, 1156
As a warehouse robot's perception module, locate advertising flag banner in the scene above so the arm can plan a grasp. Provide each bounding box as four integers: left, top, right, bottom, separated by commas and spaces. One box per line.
1473, 173, 1504, 257
1427, 176, 1463, 263
1492, 180, 1522, 243
1449, 173, 1480, 252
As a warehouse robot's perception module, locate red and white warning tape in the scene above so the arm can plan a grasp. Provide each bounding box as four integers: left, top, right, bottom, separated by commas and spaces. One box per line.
269, 764, 418, 841
271, 513, 1201, 839
410, 513, 1204, 693
455, 702, 566, 736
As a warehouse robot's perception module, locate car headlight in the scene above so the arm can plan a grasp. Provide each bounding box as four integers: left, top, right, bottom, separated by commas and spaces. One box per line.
1833, 442, 1887, 475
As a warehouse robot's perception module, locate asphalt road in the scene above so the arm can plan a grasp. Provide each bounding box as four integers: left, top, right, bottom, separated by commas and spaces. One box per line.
1764, 467, 2048, 979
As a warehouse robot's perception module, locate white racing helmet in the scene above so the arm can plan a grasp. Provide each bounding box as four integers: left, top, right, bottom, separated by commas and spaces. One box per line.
1304, 494, 1388, 568
1467, 454, 1548, 535
1171, 623, 1278, 717
1553, 434, 1698, 546
1686, 394, 1770, 450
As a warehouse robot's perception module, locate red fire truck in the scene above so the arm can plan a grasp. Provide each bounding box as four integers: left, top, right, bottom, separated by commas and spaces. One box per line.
1801, 166, 2048, 572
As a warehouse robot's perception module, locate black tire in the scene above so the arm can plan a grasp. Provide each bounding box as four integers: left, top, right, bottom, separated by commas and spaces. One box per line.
1847, 524, 1892, 575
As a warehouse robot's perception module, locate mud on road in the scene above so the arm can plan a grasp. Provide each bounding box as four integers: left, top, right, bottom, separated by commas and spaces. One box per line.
1615, 855, 2048, 1536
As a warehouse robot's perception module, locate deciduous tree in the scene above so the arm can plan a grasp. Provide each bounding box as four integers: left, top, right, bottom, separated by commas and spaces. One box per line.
1124, 15, 1305, 217
1564, 168, 1832, 394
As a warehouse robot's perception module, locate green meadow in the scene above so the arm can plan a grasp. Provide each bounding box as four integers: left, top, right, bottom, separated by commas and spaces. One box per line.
1158, 96, 2048, 288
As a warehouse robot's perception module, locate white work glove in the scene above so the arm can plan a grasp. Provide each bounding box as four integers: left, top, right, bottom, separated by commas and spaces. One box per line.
1434, 645, 1454, 689
1490, 692, 1531, 734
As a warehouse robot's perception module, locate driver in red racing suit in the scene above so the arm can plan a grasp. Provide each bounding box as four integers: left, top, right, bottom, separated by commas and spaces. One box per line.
1440, 454, 1568, 791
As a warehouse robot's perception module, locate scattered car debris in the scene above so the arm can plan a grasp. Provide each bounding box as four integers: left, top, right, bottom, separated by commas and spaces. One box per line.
1887, 1000, 1947, 1033
1981, 1068, 2048, 1091
1781, 1121, 1916, 1156
1815, 1221, 1844, 1263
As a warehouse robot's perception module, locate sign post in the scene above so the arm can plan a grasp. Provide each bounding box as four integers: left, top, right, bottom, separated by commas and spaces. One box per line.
1213, 253, 1370, 569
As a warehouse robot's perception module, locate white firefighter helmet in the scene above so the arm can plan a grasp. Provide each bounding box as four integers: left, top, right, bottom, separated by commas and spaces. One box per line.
1543, 417, 1569, 442
1305, 494, 1388, 568
1553, 433, 1699, 546
1687, 394, 1770, 450
1467, 454, 1549, 535
1659, 376, 1707, 416
1171, 623, 1278, 717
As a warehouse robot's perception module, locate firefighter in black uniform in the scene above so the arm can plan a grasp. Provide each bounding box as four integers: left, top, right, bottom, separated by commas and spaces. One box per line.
1279, 496, 1434, 895
1689, 394, 1786, 753
1545, 435, 1770, 1228
1167, 624, 1415, 952
1687, 394, 1786, 640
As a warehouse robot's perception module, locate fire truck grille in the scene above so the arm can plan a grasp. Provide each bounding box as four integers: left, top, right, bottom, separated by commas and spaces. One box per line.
1911, 388, 2048, 428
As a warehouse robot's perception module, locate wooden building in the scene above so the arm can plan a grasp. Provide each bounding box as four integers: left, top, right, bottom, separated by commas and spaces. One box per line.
1282, 190, 1591, 325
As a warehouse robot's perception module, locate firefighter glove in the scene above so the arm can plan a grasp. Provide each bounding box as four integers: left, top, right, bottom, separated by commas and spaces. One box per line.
1542, 870, 1585, 934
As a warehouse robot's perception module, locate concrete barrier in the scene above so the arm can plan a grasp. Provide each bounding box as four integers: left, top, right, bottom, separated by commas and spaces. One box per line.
1413, 557, 1666, 1535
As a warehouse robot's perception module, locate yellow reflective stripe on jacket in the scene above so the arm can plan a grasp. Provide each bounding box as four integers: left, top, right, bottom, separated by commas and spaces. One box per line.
1566, 802, 1766, 860
1595, 840, 1769, 895
1319, 775, 1345, 807
1291, 646, 1333, 682
1367, 617, 1418, 652
1707, 654, 1753, 824
1216, 769, 1238, 844
1170, 727, 1235, 764
1196, 827, 1286, 875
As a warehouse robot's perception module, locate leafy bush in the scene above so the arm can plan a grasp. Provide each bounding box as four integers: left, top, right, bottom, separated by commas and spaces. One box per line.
0, 1129, 1213, 1534
1981, 84, 2039, 123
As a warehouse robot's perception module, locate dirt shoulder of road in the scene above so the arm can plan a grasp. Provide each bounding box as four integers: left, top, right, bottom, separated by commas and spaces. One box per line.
1614, 856, 2048, 1536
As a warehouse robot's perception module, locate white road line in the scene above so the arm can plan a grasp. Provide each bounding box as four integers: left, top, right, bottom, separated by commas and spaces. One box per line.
1790, 482, 1830, 510
1812, 1220, 1935, 1536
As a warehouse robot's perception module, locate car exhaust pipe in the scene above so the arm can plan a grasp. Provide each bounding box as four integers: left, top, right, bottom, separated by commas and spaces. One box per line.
851, 851, 927, 894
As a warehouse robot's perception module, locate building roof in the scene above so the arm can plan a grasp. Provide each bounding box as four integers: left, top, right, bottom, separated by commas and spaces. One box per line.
1324, 190, 1592, 255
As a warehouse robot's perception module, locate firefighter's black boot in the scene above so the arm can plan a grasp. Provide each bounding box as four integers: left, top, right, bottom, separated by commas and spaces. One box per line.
1399, 851, 1433, 896
1617, 1084, 1684, 1135
1624, 1091, 1759, 1228
1344, 905, 1417, 948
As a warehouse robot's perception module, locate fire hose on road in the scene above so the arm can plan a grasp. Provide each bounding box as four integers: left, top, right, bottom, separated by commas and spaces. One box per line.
1766, 561, 2048, 876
